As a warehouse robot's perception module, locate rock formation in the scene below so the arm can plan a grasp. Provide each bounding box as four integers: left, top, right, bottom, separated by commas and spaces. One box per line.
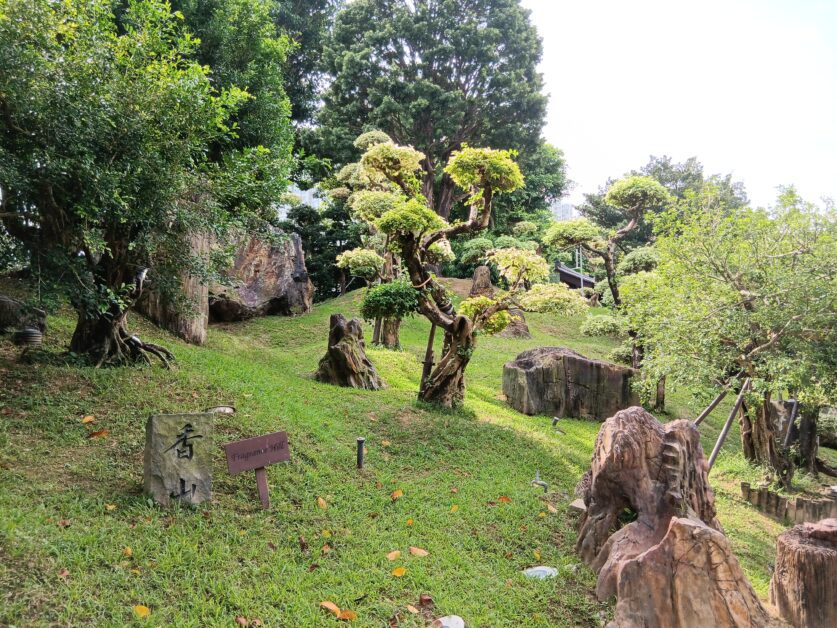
502, 347, 638, 420
498, 307, 531, 338
0, 294, 46, 333
576, 407, 769, 627
469, 265, 494, 298
770, 518, 837, 627
315, 314, 385, 390
209, 232, 314, 321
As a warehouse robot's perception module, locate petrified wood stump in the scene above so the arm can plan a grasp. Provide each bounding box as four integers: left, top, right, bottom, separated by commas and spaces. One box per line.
469, 265, 495, 298
576, 407, 769, 627
770, 518, 837, 627
314, 314, 384, 390
498, 307, 531, 338
503, 347, 638, 420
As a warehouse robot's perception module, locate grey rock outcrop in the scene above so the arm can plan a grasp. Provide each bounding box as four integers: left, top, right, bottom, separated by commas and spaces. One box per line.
209, 232, 314, 322
502, 347, 638, 420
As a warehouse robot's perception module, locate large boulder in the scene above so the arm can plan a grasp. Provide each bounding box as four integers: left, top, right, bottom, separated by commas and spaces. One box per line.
0, 294, 46, 334
209, 232, 314, 322
502, 347, 637, 420
577, 407, 769, 627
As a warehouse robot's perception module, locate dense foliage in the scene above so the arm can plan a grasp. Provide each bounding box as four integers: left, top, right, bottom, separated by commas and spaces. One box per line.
360, 279, 419, 322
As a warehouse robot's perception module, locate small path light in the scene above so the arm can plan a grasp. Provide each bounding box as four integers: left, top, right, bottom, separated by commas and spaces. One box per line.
356, 437, 366, 469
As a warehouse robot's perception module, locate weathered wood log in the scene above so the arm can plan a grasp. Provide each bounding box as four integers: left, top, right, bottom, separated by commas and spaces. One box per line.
314, 314, 385, 390
770, 519, 837, 628
503, 347, 638, 420
576, 407, 769, 627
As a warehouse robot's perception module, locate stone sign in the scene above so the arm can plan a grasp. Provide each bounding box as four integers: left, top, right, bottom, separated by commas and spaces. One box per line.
223, 431, 290, 509
143, 413, 213, 506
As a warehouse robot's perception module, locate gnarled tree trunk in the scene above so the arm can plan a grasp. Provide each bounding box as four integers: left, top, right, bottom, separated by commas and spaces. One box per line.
418, 315, 474, 407
740, 393, 793, 487
70, 307, 173, 368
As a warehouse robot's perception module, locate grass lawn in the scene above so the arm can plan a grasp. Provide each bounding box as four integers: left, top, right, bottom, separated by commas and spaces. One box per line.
0, 277, 795, 626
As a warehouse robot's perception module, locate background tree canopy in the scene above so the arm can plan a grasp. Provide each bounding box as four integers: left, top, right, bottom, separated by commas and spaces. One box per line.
317, 0, 549, 219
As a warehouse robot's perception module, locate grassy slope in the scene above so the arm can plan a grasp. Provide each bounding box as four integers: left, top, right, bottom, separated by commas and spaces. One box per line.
0, 279, 787, 626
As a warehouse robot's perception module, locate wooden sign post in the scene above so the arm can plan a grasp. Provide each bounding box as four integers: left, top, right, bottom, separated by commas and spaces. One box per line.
223, 431, 290, 509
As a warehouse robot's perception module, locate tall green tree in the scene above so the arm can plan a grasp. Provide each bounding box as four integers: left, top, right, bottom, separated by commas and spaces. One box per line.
0, 0, 289, 366
621, 189, 836, 485
318, 0, 548, 219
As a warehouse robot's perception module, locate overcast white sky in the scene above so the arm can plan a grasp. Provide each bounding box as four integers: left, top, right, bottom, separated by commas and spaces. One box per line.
521, 0, 837, 208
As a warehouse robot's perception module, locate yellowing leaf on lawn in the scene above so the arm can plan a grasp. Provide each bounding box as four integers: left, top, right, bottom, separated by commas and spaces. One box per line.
321, 529, 332, 538
409, 546, 428, 557
391, 567, 407, 577
337, 609, 358, 621
533, 549, 541, 561
130, 568, 141, 575
498, 495, 512, 503
132, 605, 150, 619
450, 504, 459, 513
88, 429, 109, 439
317, 497, 328, 510
547, 502, 558, 514
320, 601, 341, 617
406, 518, 414, 526
381, 440, 391, 447
386, 550, 401, 561
122, 547, 133, 558
105, 504, 117, 511
81, 415, 95, 424
406, 605, 419, 614
538, 511, 546, 518
390, 489, 403, 501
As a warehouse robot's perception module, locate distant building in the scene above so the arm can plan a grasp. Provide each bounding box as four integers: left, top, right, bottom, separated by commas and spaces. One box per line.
555, 263, 594, 290
550, 201, 576, 221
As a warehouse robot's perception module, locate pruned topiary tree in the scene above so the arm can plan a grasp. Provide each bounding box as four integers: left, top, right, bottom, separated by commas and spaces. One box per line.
360, 279, 419, 350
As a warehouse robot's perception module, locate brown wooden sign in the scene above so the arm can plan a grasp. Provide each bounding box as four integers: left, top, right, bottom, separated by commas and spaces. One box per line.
223, 431, 289, 509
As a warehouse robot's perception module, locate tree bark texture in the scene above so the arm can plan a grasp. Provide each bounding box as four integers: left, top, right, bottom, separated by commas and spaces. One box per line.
770, 519, 837, 628
797, 406, 819, 476
419, 315, 473, 407
381, 318, 401, 350
740, 394, 793, 487
314, 313, 385, 390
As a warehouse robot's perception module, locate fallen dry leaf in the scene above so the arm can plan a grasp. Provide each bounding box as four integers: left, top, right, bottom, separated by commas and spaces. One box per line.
450, 487, 459, 494
88, 429, 109, 439
308, 563, 319, 572
498, 495, 512, 503
375, 481, 383, 489
317, 496, 328, 510
390, 489, 403, 501
418, 593, 434, 607
132, 605, 150, 619
406, 605, 419, 614
267, 542, 277, 551
105, 504, 117, 511
320, 601, 341, 617
386, 550, 401, 561
409, 546, 428, 557
122, 547, 133, 558
337, 609, 358, 621
235, 616, 248, 625
487, 501, 497, 507
57, 519, 71, 528
381, 440, 391, 447
406, 518, 414, 526
321, 544, 332, 554
547, 502, 558, 514
450, 504, 459, 513
57, 568, 69, 579
391, 566, 407, 577
81, 415, 95, 424
299, 535, 308, 551
250, 620, 263, 627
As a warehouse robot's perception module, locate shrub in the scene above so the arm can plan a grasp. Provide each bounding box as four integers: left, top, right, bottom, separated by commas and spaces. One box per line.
493, 235, 523, 249
459, 296, 511, 335
490, 247, 551, 284
360, 279, 419, 321
608, 344, 633, 365
617, 246, 659, 276
335, 248, 385, 281
512, 220, 539, 238
426, 238, 455, 264
580, 314, 627, 338
459, 237, 494, 265
517, 283, 587, 316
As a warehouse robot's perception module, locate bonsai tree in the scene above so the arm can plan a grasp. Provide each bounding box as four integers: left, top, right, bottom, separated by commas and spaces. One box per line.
621, 189, 836, 486
360, 279, 419, 349
356, 142, 570, 407
543, 176, 670, 307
